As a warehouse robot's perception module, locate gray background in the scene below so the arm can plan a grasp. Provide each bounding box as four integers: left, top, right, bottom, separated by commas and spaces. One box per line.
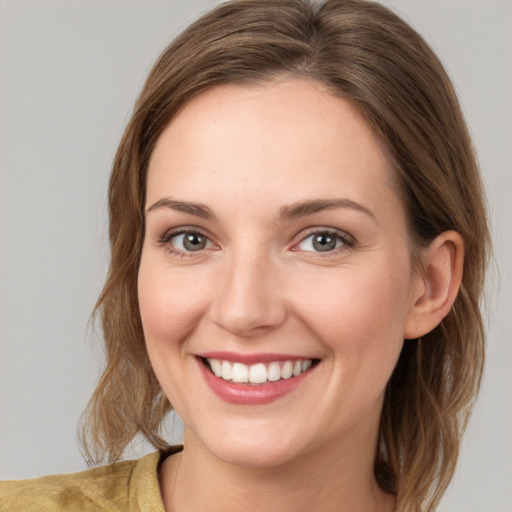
0, 1, 510, 510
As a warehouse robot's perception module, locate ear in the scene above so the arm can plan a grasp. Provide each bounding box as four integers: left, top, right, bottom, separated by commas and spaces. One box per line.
404, 231, 464, 340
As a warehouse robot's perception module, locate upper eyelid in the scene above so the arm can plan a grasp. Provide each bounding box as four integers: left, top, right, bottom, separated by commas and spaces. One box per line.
295, 226, 355, 243
158, 225, 212, 241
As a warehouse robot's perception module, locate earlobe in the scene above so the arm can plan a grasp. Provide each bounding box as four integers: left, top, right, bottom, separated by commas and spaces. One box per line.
404, 231, 464, 340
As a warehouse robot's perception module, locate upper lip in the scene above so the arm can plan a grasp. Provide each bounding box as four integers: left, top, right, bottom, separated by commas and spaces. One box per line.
197, 351, 317, 365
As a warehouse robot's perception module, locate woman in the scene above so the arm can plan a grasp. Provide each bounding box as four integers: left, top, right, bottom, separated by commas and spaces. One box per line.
0, 0, 490, 511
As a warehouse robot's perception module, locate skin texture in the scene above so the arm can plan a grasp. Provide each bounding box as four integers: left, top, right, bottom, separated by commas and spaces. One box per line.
138, 79, 463, 512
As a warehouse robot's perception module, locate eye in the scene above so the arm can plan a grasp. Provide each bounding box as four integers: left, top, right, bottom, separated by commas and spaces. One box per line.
159, 229, 214, 254
296, 230, 352, 253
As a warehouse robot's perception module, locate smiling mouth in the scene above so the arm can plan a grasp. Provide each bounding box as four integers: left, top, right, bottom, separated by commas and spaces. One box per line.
201, 357, 319, 385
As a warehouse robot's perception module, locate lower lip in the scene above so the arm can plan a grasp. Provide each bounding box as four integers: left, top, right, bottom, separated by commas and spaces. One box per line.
198, 359, 315, 405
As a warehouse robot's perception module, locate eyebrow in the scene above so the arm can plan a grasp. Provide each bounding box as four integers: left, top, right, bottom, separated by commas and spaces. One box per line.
145, 197, 375, 222
145, 198, 216, 219
278, 198, 376, 221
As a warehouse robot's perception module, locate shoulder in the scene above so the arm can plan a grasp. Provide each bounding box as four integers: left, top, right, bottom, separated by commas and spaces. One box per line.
0, 449, 173, 512
0, 457, 142, 512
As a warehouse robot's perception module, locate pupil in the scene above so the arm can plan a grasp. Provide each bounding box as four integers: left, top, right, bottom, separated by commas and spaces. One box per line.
313, 234, 336, 252
184, 233, 206, 251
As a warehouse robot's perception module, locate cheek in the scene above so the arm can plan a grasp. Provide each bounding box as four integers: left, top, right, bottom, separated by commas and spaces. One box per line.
137, 256, 212, 411
295, 264, 411, 338
291, 257, 412, 384
294, 264, 411, 428
137, 258, 213, 367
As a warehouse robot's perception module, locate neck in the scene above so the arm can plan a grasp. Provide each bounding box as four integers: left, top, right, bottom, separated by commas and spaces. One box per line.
159, 428, 395, 512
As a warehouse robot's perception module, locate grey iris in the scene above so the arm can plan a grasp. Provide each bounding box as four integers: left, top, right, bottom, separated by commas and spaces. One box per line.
313, 233, 337, 252
184, 233, 206, 251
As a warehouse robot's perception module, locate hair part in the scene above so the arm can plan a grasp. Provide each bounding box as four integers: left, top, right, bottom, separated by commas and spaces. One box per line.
81, 1, 490, 511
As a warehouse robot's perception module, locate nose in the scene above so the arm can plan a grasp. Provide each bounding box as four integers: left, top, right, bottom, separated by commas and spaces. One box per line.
208, 251, 288, 339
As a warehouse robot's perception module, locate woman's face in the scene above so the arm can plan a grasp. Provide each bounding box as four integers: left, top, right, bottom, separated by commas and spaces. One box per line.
138, 79, 422, 468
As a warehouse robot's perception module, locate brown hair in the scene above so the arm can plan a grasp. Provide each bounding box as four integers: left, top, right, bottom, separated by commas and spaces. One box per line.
81, 1, 490, 510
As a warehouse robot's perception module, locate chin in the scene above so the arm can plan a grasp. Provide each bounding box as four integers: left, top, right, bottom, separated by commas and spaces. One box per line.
210, 437, 305, 469
186, 419, 315, 470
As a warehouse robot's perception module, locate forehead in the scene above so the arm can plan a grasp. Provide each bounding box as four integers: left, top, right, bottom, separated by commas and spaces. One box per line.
146, 79, 400, 220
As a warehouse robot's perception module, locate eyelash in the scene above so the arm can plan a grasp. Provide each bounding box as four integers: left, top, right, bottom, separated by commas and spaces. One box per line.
293, 228, 355, 256
156, 227, 355, 258
157, 228, 214, 258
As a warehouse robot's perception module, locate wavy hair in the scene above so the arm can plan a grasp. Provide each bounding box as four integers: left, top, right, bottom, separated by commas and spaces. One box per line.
81, 1, 490, 510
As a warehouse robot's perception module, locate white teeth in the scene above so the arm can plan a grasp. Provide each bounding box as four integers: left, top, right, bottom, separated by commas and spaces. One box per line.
232, 362, 249, 383
207, 358, 314, 384
249, 363, 268, 384
267, 362, 281, 382
221, 360, 232, 380
281, 361, 293, 380
302, 360, 312, 372
210, 359, 222, 377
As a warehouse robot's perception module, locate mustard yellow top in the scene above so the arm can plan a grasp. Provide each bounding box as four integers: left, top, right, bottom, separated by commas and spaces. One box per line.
0, 447, 181, 511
